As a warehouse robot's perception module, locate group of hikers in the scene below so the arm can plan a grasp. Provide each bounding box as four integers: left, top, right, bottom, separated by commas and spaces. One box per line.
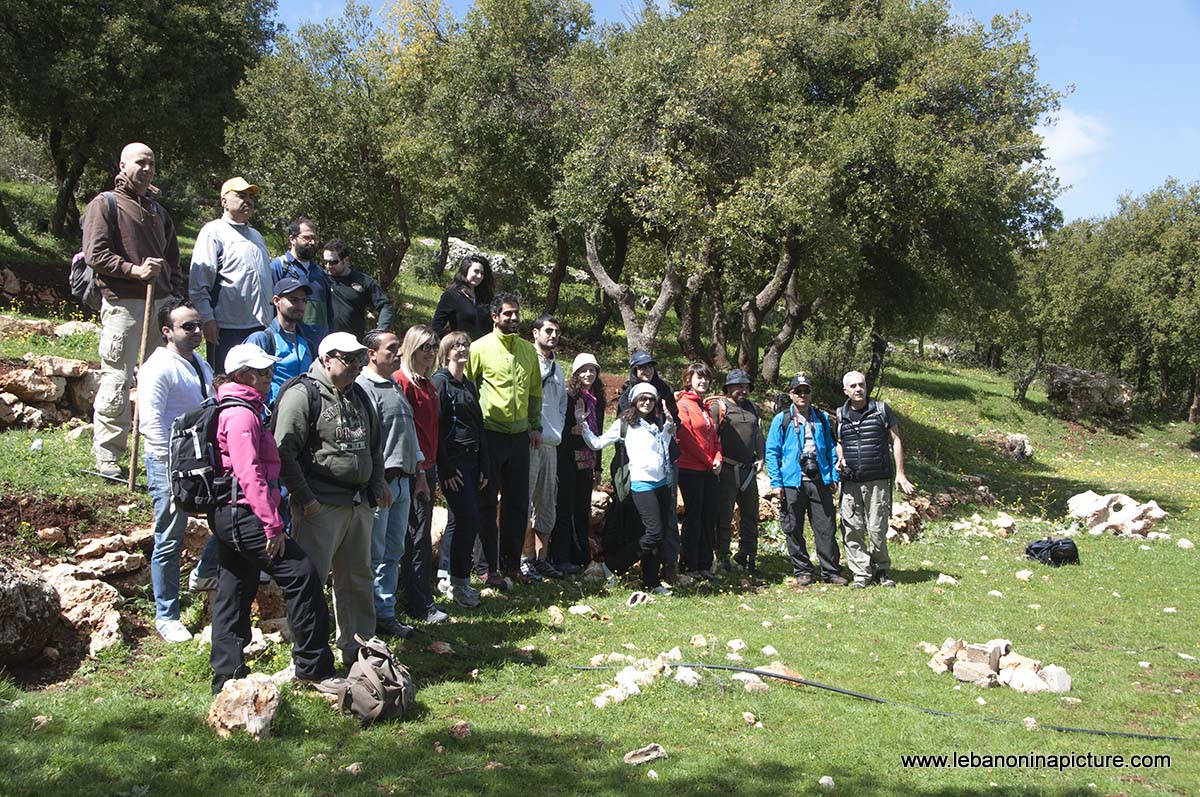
80, 142, 915, 693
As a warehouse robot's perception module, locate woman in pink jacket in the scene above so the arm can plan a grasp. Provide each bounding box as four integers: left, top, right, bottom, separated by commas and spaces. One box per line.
675, 362, 723, 579
209, 343, 340, 695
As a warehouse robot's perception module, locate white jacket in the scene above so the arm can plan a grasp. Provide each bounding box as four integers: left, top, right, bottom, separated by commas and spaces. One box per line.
582, 416, 674, 484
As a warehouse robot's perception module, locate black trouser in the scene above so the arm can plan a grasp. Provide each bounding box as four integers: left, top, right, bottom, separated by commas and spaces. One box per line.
550, 447, 592, 567
209, 503, 335, 694
717, 462, 760, 564
678, 468, 717, 572
441, 454, 482, 580
780, 480, 842, 579
608, 486, 669, 588
478, 430, 530, 573
402, 466, 437, 620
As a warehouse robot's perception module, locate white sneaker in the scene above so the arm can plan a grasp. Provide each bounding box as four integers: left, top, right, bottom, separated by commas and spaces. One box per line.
651, 585, 673, 597
188, 570, 218, 592
156, 619, 193, 643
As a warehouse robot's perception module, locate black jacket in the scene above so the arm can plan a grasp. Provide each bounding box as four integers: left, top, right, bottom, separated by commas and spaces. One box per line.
432, 287, 491, 342
330, 269, 395, 339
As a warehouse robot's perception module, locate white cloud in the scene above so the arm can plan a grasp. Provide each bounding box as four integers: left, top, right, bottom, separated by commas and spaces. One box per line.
1035, 108, 1109, 189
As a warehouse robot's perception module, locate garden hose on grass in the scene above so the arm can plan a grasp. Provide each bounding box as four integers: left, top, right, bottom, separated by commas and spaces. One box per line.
571, 662, 1187, 743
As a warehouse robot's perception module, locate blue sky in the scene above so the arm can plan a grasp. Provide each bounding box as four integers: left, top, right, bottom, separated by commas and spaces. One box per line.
275, 0, 1200, 222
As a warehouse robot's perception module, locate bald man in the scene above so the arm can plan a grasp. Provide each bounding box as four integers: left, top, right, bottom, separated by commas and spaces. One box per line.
81, 142, 182, 478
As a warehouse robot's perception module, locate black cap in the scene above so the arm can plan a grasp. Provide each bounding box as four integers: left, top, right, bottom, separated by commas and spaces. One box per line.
789, 373, 812, 390
273, 277, 312, 298
724, 368, 752, 387
630, 350, 656, 368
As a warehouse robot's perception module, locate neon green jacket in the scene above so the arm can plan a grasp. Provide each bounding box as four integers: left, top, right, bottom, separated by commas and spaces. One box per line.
466, 330, 542, 434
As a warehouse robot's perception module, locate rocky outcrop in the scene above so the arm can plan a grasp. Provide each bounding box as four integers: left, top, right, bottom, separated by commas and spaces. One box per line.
41, 564, 126, 657
0, 561, 61, 665
1067, 491, 1168, 537
0, 337, 100, 430
1046, 364, 1133, 420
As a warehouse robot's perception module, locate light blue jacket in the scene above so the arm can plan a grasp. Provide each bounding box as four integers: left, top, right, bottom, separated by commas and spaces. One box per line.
766, 406, 839, 488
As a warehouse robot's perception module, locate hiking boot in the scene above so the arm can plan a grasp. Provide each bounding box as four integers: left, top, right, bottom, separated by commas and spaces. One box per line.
850, 579, 870, 590
824, 575, 850, 586
188, 569, 218, 592
450, 578, 480, 608
876, 570, 897, 588
156, 619, 193, 643
651, 585, 673, 597
518, 559, 544, 583
483, 571, 509, 591
796, 573, 815, 587
297, 674, 348, 698
96, 461, 122, 479
422, 607, 450, 624
532, 559, 564, 579
376, 616, 415, 639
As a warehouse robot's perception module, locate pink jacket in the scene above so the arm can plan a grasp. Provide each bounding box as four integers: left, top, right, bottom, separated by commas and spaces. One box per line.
216, 381, 284, 538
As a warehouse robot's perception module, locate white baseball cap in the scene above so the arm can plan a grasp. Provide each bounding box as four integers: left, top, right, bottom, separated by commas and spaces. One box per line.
318, 331, 368, 359
224, 343, 280, 374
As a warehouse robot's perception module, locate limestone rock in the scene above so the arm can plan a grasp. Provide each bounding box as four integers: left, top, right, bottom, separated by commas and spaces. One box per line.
23, 353, 91, 379
1067, 490, 1167, 537
0, 369, 66, 403
1045, 364, 1133, 420
74, 550, 146, 578
207, 673, 280, 740
952, 660, 998, 688
66, 370, 101, 414
36, 527, 67, 545
623, 743, 667, 766
54, 320, 101, 338
75, 528, 154, 559
64, 424, 92, 443
999, 652, 1041, 672
1008, 667, 1050, 694
673, 666, 701, 687
1038, 664, 1072, 693
41, 564, 127, 656
0, 561, 61, 665
888, 500, 922, 543
961, 643, 1001, 672
0, 315, 56, 337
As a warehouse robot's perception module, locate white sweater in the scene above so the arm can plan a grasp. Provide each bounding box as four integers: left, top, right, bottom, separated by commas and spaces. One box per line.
136, 346, 213, 457
582, 416, 674, 484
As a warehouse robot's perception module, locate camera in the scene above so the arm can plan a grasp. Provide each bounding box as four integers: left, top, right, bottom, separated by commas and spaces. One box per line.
800, 453, 821, 480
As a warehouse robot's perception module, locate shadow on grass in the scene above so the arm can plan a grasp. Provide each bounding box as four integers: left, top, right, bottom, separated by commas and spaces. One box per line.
885, 372, 979, 403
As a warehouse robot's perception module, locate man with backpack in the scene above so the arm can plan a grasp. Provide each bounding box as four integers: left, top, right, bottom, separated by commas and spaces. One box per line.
766, 373, 848, 586
835, 369, 915, 588
137, 299, 216, 641
271, 217, 332, 341
274, 332, 389, 665
708, 369, 764, 574
81, 142, 182, 478
242, 277, 321, 403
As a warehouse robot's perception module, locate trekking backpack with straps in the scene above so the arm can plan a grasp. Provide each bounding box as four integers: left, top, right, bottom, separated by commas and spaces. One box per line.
337, 634, 416, 724
167, 396, 256, 513
69, 192, 117, 310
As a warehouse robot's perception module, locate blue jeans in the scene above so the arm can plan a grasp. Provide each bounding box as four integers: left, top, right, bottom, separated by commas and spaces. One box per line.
146, 452, 218, 621
371, 476, 412, 620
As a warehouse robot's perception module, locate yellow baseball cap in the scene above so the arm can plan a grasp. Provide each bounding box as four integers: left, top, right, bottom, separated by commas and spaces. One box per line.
220, 176, 260, 196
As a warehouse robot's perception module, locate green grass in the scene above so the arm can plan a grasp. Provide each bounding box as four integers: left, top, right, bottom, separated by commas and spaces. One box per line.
1, 344, 1196, 796
0, 181, 75, 268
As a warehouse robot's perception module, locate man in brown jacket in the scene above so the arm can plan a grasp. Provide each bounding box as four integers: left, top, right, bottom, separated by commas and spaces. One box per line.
81, 142, 182, 477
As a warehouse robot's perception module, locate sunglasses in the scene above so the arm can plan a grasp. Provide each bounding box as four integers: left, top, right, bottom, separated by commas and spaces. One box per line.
791, 388, 811, 395
418, 342, 437, 352
176, 320, 202, 332
330, 351, 367, 366
635, 395, 656, 402
322, 257, 342, 266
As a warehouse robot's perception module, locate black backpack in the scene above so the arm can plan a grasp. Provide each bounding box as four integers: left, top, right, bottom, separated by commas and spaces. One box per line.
1025, 537, 1080, 567
167, 396, 257, 512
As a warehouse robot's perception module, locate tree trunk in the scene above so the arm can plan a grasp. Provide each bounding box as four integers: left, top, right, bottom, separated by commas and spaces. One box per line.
707, 265, 731, 369
1158, 359, 1172, 412
544, 227, 569, 314
583, 227, 680, 355
986, 343, 1004, 371
47, 127, 94, 239
1013, 330, 1045, 401
761, 270, 821, 386
864, 326, 888, 396
1189, 371, 1200, 424
584, 220, 627, 342
676, 270, 706, 363
918, 334, 924, 358
375, 188, 411, 292
737, 236, 800, 383
434, 214, 452, 280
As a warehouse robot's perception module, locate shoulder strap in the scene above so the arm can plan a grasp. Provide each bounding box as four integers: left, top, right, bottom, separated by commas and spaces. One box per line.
188, 354, 208, 399
619, 419, 628, 440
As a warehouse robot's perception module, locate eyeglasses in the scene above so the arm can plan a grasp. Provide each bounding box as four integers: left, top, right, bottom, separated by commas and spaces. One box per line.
281, 293, 308, 303
177, 321, 202, 332
330, 351, 367, 366
635, 395, 656, 403
248, 365, 274, 378
322, 258, 342, 266
418, 342, 437, 352
451, 342, 470, 351
791, 388, 811, 396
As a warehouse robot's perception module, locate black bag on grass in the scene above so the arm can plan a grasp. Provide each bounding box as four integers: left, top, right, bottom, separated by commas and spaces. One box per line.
1025, 537, 1080, 567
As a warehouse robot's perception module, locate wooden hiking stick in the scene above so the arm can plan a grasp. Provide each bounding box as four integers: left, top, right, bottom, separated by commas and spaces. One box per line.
127, 282, 154, 491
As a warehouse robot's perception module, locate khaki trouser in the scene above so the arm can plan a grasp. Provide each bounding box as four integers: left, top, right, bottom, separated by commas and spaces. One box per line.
93, 295, 168, 467
290, 500, 375, 658
839, 478, 892, 579
523, 442, 558, 558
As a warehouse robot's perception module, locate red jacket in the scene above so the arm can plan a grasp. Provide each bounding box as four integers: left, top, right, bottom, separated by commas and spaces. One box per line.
395, 368, 438, 472
675, 390, 722, 472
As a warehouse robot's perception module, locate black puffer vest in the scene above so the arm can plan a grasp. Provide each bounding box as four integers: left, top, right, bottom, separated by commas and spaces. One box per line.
837, 399, 892, 482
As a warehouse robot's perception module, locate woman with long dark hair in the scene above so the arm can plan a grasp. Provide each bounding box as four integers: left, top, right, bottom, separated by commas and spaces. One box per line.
551, 353, 605, 573
675, 362, 722, 579
577, 382, 676, 594
431, 254, 494, 341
